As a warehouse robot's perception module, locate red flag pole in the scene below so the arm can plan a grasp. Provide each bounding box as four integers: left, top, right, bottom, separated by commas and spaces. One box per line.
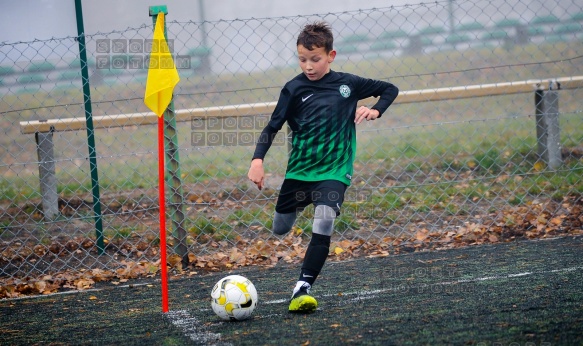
158, 115, 169, 313
147, 6, 178, 314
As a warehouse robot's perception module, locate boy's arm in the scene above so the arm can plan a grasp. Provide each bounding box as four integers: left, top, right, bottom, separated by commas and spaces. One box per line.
369, 81, 399, 116
354, 75, 399, 118
248, 125, 279, 190
251, 124, 280, 161
247, 86, 292, 190
354, 80, 398, 124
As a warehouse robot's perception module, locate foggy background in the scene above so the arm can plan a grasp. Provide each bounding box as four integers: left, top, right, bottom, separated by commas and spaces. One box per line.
1, 0, 573, 43
0, 0, 422, 42
0, 0, 579, 78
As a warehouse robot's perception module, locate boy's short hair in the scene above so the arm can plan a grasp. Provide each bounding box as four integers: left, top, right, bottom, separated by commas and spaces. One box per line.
297, 21, 334, 52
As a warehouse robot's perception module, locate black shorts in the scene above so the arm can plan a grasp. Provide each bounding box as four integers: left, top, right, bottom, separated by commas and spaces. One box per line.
275, 179, 348, 216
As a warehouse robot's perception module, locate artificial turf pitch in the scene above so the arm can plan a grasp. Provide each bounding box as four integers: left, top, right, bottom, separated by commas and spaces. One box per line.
1, 235, 582, 345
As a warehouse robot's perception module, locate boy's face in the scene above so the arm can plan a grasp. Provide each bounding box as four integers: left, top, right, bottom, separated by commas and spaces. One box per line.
297, 44, 336, 81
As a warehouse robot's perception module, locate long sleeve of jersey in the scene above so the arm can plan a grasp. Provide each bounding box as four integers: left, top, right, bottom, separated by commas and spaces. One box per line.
252, 87, 291, 160
252, 125, 279, 160
358, 77, 399, 116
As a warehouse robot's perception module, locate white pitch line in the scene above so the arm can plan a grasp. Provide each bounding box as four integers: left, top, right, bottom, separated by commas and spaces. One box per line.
166, 309, 229, 346
2, 282, 153, 301
507, 272, 532, 278
262, 265, 583, 305
264, 298, 287, 304
3, 287, 103, 301
448, 266, 581, 285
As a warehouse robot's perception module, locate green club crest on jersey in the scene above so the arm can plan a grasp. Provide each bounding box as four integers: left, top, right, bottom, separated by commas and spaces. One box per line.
339, 85, 351, 98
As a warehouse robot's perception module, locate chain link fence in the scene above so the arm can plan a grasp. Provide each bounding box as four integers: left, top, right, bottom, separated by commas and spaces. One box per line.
1, 0, 582, 290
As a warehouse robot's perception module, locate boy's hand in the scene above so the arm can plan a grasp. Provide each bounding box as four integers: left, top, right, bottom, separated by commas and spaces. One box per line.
355, 106, 380, 125
248, 159, 265, 190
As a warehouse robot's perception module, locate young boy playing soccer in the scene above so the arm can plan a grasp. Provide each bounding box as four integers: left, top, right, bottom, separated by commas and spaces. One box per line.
248, 21, 399, 313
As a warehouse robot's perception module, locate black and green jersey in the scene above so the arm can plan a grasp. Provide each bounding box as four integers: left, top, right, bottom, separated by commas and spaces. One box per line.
253, 70, 399, 186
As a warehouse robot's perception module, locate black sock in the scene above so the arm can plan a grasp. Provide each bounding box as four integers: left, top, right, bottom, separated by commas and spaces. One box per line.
299, 233, 331, 286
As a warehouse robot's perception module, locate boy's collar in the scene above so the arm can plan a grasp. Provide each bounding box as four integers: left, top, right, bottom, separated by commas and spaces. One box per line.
304, 70, 334, 81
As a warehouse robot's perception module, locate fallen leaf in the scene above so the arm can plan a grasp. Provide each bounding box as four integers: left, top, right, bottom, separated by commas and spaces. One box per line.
168, 254, 182, 268
415, 229, 429, 241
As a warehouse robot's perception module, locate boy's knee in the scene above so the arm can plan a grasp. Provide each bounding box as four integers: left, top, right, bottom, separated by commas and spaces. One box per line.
313, 205, 336, 236
272, 211, 296, 235
272, 223, 292, 235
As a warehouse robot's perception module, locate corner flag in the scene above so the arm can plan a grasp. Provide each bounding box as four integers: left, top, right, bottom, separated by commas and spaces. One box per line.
144, 10, 179, 313
144, 12, 180, 117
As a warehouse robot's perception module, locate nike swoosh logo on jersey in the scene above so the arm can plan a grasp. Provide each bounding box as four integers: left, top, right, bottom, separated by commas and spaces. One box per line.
302, 94, 314, 102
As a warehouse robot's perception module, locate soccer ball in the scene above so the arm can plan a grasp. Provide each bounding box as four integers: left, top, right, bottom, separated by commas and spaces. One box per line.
211, 275, 258, 321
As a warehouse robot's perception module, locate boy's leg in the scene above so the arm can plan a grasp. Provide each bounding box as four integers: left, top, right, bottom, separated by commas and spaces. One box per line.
298, 204, 335, 285
289, 204, 336, 313
289, 180, 347, 313
273, 179, 310, 235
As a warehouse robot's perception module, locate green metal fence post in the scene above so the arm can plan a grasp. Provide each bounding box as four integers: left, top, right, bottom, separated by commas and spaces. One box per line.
149, 5, 189, 268
75, 0, 105, 254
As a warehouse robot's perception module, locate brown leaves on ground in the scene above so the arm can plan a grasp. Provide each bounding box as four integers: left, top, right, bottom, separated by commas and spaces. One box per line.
0, 261, 160, 298
1, 196, 581, 299
190, 235, 305, 271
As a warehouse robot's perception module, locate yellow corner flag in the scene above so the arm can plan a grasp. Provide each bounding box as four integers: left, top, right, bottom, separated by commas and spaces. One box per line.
144, 12, 180, 117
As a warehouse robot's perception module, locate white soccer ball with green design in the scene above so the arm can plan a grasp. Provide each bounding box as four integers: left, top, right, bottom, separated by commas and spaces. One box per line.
211, 275, 258, 321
